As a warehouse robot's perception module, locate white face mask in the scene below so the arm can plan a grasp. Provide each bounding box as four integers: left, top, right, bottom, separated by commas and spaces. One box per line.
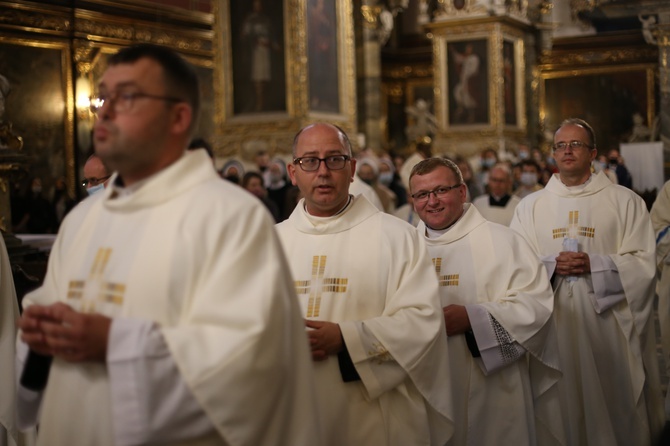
378, 172, 393, 186
520, 172, 538, 186
86, 183, 105, 196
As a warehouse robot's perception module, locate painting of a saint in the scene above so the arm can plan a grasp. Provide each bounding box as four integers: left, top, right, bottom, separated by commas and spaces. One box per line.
503, 41, 516, 126
307, 0, 340, 114
447, 40, 488, 125
231, 0, 287, 114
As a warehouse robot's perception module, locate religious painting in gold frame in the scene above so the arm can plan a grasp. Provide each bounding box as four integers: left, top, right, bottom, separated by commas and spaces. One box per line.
214, 0, 356, 156
445, 38, 489, 127
540, 65, 655, 153
216, 0, 292, 124
0, 37, 74, 196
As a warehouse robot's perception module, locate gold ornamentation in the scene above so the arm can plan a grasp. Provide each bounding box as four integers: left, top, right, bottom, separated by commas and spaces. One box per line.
433, 258, 459, 286
67, 247, 126, 314
294, 256, 348, 318
552, 210, 595, 240
367, 342, 393, 364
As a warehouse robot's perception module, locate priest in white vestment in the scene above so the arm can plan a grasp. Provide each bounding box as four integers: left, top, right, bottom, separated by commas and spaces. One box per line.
15, 44, 320, 446
409, 157, 564, 446
277, 123, 453, 446
472, 163, 520, 226
511, 118, 664, 445
651, 180, 670, 418
0, 235, 34, 446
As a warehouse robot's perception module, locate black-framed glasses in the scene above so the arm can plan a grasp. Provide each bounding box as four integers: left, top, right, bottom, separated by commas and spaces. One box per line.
293, 155, 350, 172
411, 184, 462, 202
89, 90, 184, 114
82, 175, 111, 187
552, 140, 593, 152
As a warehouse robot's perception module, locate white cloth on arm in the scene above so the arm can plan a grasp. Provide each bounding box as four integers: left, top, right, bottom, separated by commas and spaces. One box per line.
465, 304, 525, 375
107, 318, 215, 445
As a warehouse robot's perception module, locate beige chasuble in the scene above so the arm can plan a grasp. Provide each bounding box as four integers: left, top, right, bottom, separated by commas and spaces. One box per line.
419, 204, 563, 446
511, 171, 664, 445
276, 195, 453, 446
21, 151, 320, 446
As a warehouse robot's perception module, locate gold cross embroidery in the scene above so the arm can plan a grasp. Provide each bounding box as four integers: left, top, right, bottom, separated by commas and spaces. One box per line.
432, 257, 459, 286
67, 247, 126, 313
552, 210, 595, 239
294, 255, 348, 317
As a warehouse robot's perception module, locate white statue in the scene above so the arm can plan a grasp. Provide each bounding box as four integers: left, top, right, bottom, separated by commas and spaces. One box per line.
405, 98, 437, 142
639, 14, 657, 45
628, 112, 652, 143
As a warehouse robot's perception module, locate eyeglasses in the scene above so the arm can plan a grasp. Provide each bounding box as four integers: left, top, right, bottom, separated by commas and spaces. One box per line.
293, 155, 350, 172
411, 184, 462, 202
89, 90, 184, 114
552, 140, 593, 152
82, 175, 111, 187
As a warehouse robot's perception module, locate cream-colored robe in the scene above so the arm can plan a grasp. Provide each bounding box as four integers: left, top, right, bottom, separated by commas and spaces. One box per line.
419, 204, 563, 446
1, 235, 35, 446
511, 171, 664, 445
651, 180, 670, 417
276, 195, 453, 446
472, 194, 520, 226
20, 150, 320, 446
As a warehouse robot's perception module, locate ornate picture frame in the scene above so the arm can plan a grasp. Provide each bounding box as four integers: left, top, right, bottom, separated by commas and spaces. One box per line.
445, 38, 489, 127
0, 37, 74, 194
540, 65, 655, 152
214, 0, 356, 157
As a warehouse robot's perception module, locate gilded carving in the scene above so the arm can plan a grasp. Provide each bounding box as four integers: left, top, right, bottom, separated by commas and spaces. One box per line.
0, 10, 70, 33
540, 48, 657, 67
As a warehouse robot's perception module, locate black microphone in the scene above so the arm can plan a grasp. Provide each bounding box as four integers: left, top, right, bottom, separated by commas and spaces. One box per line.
20, 351, 53, 391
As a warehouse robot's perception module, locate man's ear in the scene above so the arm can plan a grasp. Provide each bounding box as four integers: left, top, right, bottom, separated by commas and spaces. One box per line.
287, 163, 298, 186
170, 103, 193, 135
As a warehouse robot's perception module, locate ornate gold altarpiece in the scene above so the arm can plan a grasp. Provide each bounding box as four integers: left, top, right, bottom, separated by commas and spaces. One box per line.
214, 0, 357, 160
426, 14, 531, 157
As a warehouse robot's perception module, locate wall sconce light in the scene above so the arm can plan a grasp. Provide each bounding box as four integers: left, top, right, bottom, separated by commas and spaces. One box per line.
75, 74, 91, 115
75, 74, 93, 151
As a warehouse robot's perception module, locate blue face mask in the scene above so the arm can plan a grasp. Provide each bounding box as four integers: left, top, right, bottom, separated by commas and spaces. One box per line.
378, 172, 393, 186
86, 183, 105, 196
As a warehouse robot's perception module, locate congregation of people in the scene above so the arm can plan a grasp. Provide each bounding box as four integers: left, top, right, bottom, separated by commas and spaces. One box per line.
2, 43, 670, 446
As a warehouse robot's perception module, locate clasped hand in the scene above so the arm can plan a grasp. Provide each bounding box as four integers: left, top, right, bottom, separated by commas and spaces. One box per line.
305, 319, 343, 361
555, 251, 591, 276
18, 302, 111, 363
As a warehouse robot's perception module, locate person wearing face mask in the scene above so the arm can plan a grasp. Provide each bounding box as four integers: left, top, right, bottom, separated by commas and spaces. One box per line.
356, 157, 396, 213
607, 148, 633, 189
514, 160, 543, 199
82, 154, 112, 197
379, 156, 407, 208
266, 157, 299, 221
592, 154, 617, 184
476, 148, 499, 194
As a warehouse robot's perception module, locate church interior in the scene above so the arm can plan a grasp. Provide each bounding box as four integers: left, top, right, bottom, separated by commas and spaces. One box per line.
0, 0, 668, 249
2, 2, 670, 443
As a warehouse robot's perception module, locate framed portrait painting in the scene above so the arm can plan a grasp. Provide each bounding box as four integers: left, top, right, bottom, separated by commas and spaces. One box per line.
307, 0, 340, 114
229, 0, 287, 115
446, 39, 489, 126
541, 65, 655, 152
0, 38, 74, 194
502, 39, 517, 126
